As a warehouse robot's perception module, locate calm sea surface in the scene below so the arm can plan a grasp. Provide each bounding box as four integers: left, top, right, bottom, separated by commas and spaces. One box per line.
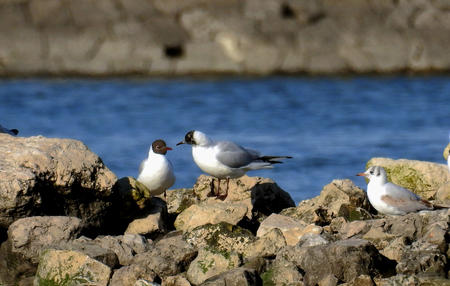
1, 76, 449, 203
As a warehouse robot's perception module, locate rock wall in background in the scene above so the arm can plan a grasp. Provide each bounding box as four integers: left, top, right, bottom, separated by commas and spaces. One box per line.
0, 0, 449, 76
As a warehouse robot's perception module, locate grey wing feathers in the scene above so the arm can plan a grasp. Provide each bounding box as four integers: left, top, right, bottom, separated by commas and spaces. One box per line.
215, 141, 256, 168
385, 183, 421, 201
384, 183, 432, 212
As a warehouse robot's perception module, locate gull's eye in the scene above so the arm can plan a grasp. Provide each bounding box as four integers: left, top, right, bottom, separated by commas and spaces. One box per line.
369, 170, 374, 175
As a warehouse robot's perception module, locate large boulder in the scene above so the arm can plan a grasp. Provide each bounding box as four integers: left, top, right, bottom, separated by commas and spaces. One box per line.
168, 175, 295, 233
281, 179, 372, 225
275, 239, 396, 285
0, 135, 117, 234
366, 157, 450, 199
194, 175, 295, 216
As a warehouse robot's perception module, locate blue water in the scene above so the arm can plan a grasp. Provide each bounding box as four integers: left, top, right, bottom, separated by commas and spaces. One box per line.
1, 76, 449, 203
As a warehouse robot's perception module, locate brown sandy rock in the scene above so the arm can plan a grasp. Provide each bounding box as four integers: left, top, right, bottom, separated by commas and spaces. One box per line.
174, 201, 248, 232
281, 179, 372, 225
243, 228, 286, 259
261, 257, 304, 286
436, 181, 450, 204
193, 175, 295, 217
184, 222, 256, 255
256, 213, 322, 246
125, 211, 167, 236
0, 216, 82, 284
162, 274, 192, 286
34, 249, 111, 286
186, 247, 241, 285
165, 188, 199, 215
169, 175, 295, 233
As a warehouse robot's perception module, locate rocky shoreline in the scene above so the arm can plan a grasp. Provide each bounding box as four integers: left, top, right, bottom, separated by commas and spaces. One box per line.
1, 0, 450, 76
0, 134, 449, 285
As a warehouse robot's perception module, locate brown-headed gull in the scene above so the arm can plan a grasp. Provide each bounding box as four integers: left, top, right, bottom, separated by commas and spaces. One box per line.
137, 139, 175, 198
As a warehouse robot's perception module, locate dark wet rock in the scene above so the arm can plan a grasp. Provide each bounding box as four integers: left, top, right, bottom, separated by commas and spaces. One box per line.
200, 267, 262, 286
111, 232, 197, 285
54, 236, 120, 268
275, 239, 396, 285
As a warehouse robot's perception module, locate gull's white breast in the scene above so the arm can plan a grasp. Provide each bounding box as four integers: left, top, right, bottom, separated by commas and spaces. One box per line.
137, 154, 175, 195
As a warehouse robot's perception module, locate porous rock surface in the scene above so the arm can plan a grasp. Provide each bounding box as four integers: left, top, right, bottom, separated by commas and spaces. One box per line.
0, 134, 117, 234
1, 135, 450, 285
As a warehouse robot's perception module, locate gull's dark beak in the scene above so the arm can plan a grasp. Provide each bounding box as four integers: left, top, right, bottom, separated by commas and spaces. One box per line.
176, 140, 185, 146
356, 172, 366, 177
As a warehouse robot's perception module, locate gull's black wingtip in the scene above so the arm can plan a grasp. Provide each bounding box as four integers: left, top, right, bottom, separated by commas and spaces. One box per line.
259, 155, 293, 164
11, 129, 19, 135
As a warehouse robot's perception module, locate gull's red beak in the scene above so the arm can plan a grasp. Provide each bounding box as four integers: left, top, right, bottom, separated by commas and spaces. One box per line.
166, 147, 173, 151
356, 172, 366, 177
